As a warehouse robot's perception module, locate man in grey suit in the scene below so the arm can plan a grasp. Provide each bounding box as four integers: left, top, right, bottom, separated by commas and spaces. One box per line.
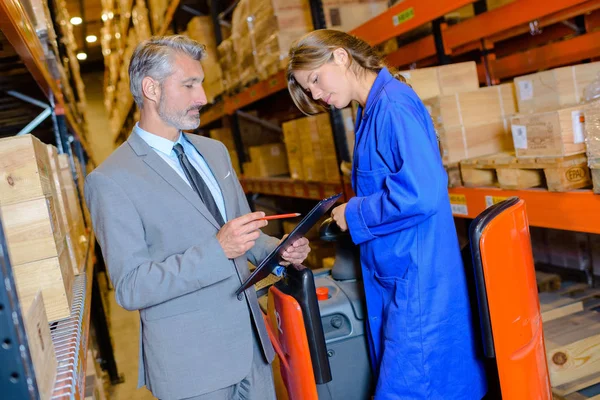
85, 35, 310, 400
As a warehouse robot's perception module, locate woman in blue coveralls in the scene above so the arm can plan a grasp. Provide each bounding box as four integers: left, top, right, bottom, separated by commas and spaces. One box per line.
286, 30, 488, 399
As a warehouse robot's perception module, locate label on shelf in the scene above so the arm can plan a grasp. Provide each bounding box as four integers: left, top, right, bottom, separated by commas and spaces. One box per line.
449, 194, 468, 216
485, 195, 508, 208
283, 183, 294, 196
271, 146, 281, 156
517, 80, 534, 101
511, 124, 528, 149
393, 7, 415, 26
571, 110, 585, 144
308, 185, 320, 199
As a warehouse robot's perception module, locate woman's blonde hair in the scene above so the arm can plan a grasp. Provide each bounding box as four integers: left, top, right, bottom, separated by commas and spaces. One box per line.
287, 29, 406, 115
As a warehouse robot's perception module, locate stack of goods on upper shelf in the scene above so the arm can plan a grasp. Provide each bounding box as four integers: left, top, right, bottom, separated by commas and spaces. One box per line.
404, 59, 600, 192
147, 0, 169, 32
20, 0, 61, 75
461, 62, 600, 192
54, 1, 88, 124
187, 16, 227, 104
218, 0, 389, 94
283, 112, 353, 183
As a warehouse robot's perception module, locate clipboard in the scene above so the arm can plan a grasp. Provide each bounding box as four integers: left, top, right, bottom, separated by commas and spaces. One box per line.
235, 192, 343, 295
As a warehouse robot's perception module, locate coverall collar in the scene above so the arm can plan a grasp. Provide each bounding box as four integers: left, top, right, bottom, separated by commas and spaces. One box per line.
362, 67, 394, 119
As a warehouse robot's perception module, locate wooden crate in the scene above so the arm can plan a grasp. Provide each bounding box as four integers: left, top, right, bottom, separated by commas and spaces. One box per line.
23, 292, 57, 400
545, 308, 600, 395
47, 145, 81, 274
1, 196, 67, 266
510, 106, 587, 158
460, 152, 590, 192
399, 61, 480, 101
514, 62, 600, 114
246, 143, 289, 178
282, 119, 305, 181
13, 244, 73, 322
424, 83, 517, 129
58, 154, 87, 262
0, 135, 54, 205
297, 116, 327, 182
438, 119, 513, 165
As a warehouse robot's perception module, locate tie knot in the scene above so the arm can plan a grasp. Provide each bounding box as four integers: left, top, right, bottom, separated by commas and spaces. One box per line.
173, 143, 185, 157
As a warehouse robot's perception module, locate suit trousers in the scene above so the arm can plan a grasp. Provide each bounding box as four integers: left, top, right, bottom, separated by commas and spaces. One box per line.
179, 329, 276, 400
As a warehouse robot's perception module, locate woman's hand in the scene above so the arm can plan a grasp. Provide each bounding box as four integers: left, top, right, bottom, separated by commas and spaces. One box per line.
331, 203, 348, 231
280, 235, 311, 266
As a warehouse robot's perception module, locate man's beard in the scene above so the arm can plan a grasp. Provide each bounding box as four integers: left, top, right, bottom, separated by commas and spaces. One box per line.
157, 95, 201, 131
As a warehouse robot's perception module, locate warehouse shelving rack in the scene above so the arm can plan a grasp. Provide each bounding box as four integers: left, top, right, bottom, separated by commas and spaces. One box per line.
185, 0, 600, 236
0, 0, 119, 398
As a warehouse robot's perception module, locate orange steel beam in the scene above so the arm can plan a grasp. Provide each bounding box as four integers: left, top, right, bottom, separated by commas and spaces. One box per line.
585, 8, 600, 32
0, 0, 58, 100
225, 71, 286, 114
449, 187, 600, 234
490, 30, 600, 80
444, 0, 589, 50
387, 0, 596, 66
484, 0, 600, 44
386, 36, 436, 67
349, 0, 475, 47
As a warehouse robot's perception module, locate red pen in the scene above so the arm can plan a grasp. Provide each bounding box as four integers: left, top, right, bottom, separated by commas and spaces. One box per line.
260, 213, 301, 221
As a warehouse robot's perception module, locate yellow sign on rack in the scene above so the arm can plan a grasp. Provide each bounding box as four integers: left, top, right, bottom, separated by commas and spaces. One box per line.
485, 195, 509, 208
449, 194, 468, 216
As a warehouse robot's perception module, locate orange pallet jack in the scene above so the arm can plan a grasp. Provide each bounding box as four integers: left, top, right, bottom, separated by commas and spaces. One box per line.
262, 197, 552, 399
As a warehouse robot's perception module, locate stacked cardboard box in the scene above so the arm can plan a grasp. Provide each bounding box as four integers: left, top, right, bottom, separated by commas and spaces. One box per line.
424, 83, 518, 165
244, 143, 289, 178
322, 0, 388, 32
514, 63, 600, 114
584, 100, 600, 192
508, 63, 600, 160
0, 136, 75, 322
217, 38, 239, 93
399, 62, 480, 101
187, 16, 224, 103
229, 0, 312, 86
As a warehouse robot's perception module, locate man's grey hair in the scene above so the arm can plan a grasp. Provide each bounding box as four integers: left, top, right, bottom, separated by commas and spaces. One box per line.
128, 35, 206, 108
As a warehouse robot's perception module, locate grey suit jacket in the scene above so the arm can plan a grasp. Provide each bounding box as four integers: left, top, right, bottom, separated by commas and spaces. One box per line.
84, 131, 278, 400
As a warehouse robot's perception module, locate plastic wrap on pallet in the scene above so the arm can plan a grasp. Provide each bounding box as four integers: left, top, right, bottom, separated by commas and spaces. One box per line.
584, 99, 600, 168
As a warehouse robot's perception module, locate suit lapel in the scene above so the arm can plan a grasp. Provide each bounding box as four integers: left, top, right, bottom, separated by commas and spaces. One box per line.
127, 132, 221, 229
185, 133, 235, 222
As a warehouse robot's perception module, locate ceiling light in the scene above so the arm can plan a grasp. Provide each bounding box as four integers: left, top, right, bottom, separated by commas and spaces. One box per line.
86, 35, 97, 43
101, 13, 108, 22
115, 32, 121, 39
108, 12, 114, 19
76, 52, 87, 61
70, 17, 82, 25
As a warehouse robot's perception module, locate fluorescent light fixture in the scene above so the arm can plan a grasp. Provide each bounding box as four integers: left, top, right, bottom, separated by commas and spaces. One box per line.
76, 52, 87, 60
70, 16, 82, 25
86, 35, 97, 43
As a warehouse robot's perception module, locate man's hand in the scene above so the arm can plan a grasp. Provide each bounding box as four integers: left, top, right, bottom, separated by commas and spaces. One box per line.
331, 203, 348, 231
280, 235, 310, 266
217, 212, 268, 259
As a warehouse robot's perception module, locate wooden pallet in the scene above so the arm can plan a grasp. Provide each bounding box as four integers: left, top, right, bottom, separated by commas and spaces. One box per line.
537, 271, 562, 293
445, 163, 462, 188
460, 152, 591, 192
543, 284, 600, 396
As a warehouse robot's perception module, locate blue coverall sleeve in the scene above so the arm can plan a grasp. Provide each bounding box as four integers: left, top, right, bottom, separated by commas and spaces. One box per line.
346, 103, 443, 245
